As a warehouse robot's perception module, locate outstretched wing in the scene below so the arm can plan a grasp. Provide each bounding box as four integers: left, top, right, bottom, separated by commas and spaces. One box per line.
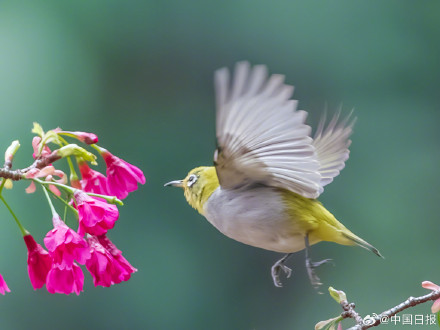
313, 111, 355, 187
214, 61, 322, 198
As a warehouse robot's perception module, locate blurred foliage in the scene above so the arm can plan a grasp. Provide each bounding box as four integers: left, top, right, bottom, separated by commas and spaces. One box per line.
0, 0, 439, 329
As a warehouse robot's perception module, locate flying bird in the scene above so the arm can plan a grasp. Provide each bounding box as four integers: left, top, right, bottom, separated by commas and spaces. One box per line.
165, 62, 382, 288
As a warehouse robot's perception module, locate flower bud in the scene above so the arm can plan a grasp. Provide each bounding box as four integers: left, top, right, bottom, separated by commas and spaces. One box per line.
58, 131, 98, 145
329, 286, 347, 303
56, 144, 97, 165
5, 140, 20, 164
24, 234, 52, 290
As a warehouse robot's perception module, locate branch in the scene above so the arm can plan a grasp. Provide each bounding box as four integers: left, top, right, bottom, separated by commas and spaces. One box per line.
20, 151, 62, 174
0, 151, 62, 181
317, 285, 440, 329
340, 301, 363, 325
345, 290, 440, 329
0, 167, 23, 181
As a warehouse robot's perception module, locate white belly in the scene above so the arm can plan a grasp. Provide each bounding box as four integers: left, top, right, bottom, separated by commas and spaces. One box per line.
203, 186, 306, 253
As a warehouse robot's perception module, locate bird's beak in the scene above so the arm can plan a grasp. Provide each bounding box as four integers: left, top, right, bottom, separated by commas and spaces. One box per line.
164, 180, 184, 188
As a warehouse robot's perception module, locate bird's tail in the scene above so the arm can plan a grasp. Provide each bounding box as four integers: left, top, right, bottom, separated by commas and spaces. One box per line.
342, 232, 384, 258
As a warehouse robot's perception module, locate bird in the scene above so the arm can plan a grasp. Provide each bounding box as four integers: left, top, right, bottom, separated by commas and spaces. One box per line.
165, 61, 382, 288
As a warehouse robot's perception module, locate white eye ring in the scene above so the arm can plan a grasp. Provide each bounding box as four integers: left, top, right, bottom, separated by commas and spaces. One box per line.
187, 174, 198, 187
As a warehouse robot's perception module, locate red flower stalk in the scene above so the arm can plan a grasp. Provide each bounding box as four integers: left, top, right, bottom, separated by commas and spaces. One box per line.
98, 235, 137, 282
0, 273, 10, 295
74, 190, 119, 236
78, 162, 109, 195
24, 234, 52, 290
101, 150, 145, 199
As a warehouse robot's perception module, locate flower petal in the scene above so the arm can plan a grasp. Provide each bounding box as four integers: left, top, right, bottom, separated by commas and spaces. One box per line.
25, 182, 36, 194
422, 281, 440, 291
432, 298, 440, 314
315, 316, 342, 330
0, 273, 11, 295
48, 184, 61, 196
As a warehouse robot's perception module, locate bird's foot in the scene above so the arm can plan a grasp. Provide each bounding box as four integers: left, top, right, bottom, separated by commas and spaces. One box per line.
305, 257, 333, 291
271, 258, 292, 288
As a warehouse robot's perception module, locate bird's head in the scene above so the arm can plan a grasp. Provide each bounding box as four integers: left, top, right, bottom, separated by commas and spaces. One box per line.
164, 166, 219, 215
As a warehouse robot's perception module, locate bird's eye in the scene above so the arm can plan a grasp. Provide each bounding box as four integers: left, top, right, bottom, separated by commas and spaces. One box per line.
187, 174, 198, 187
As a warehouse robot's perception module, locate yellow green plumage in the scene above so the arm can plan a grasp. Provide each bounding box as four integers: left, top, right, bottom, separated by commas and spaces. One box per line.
178, 166, 381, 257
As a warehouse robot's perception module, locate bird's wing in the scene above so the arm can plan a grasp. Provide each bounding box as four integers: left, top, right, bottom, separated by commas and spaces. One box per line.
312, 110, 355, 187
214, 61, 322, 198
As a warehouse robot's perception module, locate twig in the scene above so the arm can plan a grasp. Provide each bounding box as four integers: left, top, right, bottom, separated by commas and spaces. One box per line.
0, 151, 61, 181
20, 151, 61, 174
343, 290, 440, 329
340, 301, 363, 325
0, 167, 23, 181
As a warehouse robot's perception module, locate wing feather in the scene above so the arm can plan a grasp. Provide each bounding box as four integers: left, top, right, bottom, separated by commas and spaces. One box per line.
214, 62, 322, 198
313, 110, 355, 187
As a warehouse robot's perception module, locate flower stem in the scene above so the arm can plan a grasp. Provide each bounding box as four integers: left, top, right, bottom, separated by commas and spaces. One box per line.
41, 183, 78, 215
66, 156, 75, 173
0, 178, 6, 194
63, 204, 68, 221
86, 192, 123, 206
31, 177, 75, 194
0, 194, 28, 236
66, 156, 79, 182
41, 183, 57, 216
90, 144, 106, 155
57, 135, 69, 146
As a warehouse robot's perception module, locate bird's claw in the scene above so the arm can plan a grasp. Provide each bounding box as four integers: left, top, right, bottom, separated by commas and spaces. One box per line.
306, 258, 333, 290
271, 260, 292, 288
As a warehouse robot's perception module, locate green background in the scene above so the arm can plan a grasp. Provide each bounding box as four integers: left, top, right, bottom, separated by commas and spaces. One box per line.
0, 1, 439, 329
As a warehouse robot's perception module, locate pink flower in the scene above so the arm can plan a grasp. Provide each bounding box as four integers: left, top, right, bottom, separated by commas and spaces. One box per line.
46, 263, 84, 295
44, 214, 90, 268
0, 273, 10, 295
79, 162, 109, 195
25, 165, 65, 196
74, 190, 119, 236
85, 236, 114, 287
58, 130, 98, 145
101, 150, 145, 199
86, 235, 133, 287
422, 281, 440, 313
32, 136, 51, 159
24, 234, 52, 290
98, 235, 137, 282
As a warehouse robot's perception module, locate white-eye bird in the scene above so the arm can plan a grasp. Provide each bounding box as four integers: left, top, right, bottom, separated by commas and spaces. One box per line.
165, 62, 382, 288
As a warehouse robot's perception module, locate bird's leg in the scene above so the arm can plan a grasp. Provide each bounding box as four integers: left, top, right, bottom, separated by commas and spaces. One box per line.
305, 234, 333, 290
271, 253, 293, 288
